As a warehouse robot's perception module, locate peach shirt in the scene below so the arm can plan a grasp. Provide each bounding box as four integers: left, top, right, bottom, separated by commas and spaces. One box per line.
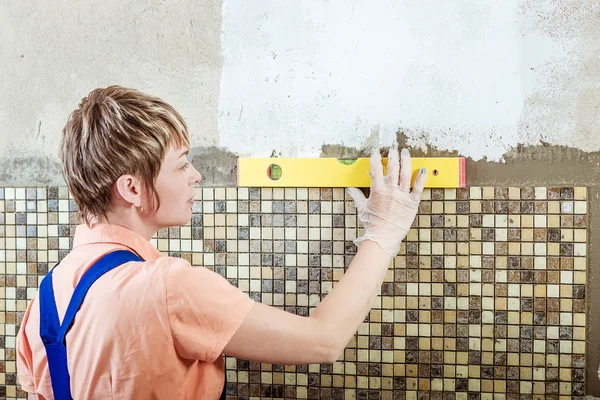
17, 224, 254, 399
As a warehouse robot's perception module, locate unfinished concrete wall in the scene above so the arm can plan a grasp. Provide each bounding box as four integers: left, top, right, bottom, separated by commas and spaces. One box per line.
2, 0, 599, 179
0, 0, 222, 185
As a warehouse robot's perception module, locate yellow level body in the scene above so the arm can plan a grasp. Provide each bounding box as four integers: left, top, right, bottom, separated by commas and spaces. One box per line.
238, 157, 466, 188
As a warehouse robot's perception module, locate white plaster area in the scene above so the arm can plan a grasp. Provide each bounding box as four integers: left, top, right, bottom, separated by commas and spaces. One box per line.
2, 0, 599, 166
218, 0, 597, 160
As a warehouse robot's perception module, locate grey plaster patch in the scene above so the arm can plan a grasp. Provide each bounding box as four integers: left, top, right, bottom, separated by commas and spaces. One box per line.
0, 156, 64, 186
189, 146, 237, 187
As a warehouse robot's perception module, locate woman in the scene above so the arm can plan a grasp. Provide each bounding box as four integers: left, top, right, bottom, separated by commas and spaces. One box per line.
16, 86, 426, 399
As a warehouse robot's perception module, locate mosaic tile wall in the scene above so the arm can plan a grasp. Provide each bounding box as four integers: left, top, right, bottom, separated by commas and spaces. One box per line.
0, 186, 589, 399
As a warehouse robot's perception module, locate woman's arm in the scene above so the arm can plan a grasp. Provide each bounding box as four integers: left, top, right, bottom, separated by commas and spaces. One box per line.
224, 147, 426, 364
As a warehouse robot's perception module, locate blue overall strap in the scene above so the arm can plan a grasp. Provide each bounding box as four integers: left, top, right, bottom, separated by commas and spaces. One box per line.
39, 250, 143, 400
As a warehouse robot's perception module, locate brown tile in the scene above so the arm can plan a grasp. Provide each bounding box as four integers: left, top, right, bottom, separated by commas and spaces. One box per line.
6, 312, 17, 324
320, 188, 333, 200
469, 214, 482, 227
495, 284, 508, 297
482, 228, 494, 241
457, 187, 469, 200
574, 215, 587, 228
204, 240, 215, 252
444, 324, 456, 337
482, 270, 494, 283
547, 257, 560, 270
533, 229, 547, 242
482, 200, 494, 213
547, 298, 560, 311
534, 201, 547, 214
494, 187, 508, 199
561, 215, 574, 227
521, 271, 533, 283
456, 228, 469, 241
432, 310, 444, 323
561, 187, 575, 199
495, 201, 508, 213
521, 298, 533, 312
507, 338, 519, 352
508, 228, 521, 241
432, 228, 444, 241
495, 325, 507, 339
419, 201, 432, 214
522, 256, 534, 269
521, 187, 534, 199
482, 256, 494, 269
407, 270, 419, 282
534, 271, 546, 283
456, 201, 469, 214
547, 312, 560, 325
394, 283, 406, 295
431, 189, 444, 200
431, 256, 444, 269
573, 299, 586, 312
27, 275, 38, 287
419, 351, 431, 364
394, 269, 407, 282
547, 228, 561, 242
534, 298, 546, 311
532, 312, 546, 326
560, 243, 574, 256
560, 257, 574, 270
507, 256, 520, 269
547, 271, 560, 284
495, 243, 508, 255
548, 188, 561, 200
6, 274, 16, 286
521, 201, 534, 213
508, 201, 521, 214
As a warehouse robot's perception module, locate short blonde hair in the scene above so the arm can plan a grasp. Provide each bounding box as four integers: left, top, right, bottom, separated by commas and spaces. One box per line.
60, 86, 190, 224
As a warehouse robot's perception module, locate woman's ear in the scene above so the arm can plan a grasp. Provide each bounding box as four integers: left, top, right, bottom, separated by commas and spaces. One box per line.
114, 174, 144, 208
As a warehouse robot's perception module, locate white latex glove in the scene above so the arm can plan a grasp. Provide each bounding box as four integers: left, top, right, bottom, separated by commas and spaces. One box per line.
346, 147, 427, 257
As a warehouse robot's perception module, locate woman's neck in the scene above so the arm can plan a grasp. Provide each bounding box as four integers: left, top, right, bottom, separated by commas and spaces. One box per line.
93, 211, 158, 241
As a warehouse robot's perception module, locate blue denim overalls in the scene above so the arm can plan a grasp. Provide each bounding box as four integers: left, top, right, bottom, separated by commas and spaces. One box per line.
38, 250, 227, 399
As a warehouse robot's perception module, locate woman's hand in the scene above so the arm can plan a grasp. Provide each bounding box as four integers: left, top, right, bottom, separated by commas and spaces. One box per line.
346, 147, 427, 257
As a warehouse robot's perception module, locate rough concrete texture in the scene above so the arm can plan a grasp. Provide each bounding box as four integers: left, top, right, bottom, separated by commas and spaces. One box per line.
517, 0, 600, 156
0, 0, 222, 179
0, 156, 64, 187
189, 146, 238, 187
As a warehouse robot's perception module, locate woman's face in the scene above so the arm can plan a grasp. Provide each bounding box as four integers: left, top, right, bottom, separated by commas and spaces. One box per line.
149, 144, 202, 228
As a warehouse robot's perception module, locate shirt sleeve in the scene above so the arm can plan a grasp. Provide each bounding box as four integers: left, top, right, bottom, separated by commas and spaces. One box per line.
16, 296, 37, 392
166, 259, 255, 362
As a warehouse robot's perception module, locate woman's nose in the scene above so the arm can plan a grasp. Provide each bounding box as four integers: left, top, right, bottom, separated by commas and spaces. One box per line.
192, 166, 202, 185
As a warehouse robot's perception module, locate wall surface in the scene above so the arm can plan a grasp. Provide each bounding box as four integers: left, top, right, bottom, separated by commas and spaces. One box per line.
1, 0, 600, 397
0, 185, 594, 400
2, 0, 600, 175
219, 0, 600, 160
0, 0, 222, 185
